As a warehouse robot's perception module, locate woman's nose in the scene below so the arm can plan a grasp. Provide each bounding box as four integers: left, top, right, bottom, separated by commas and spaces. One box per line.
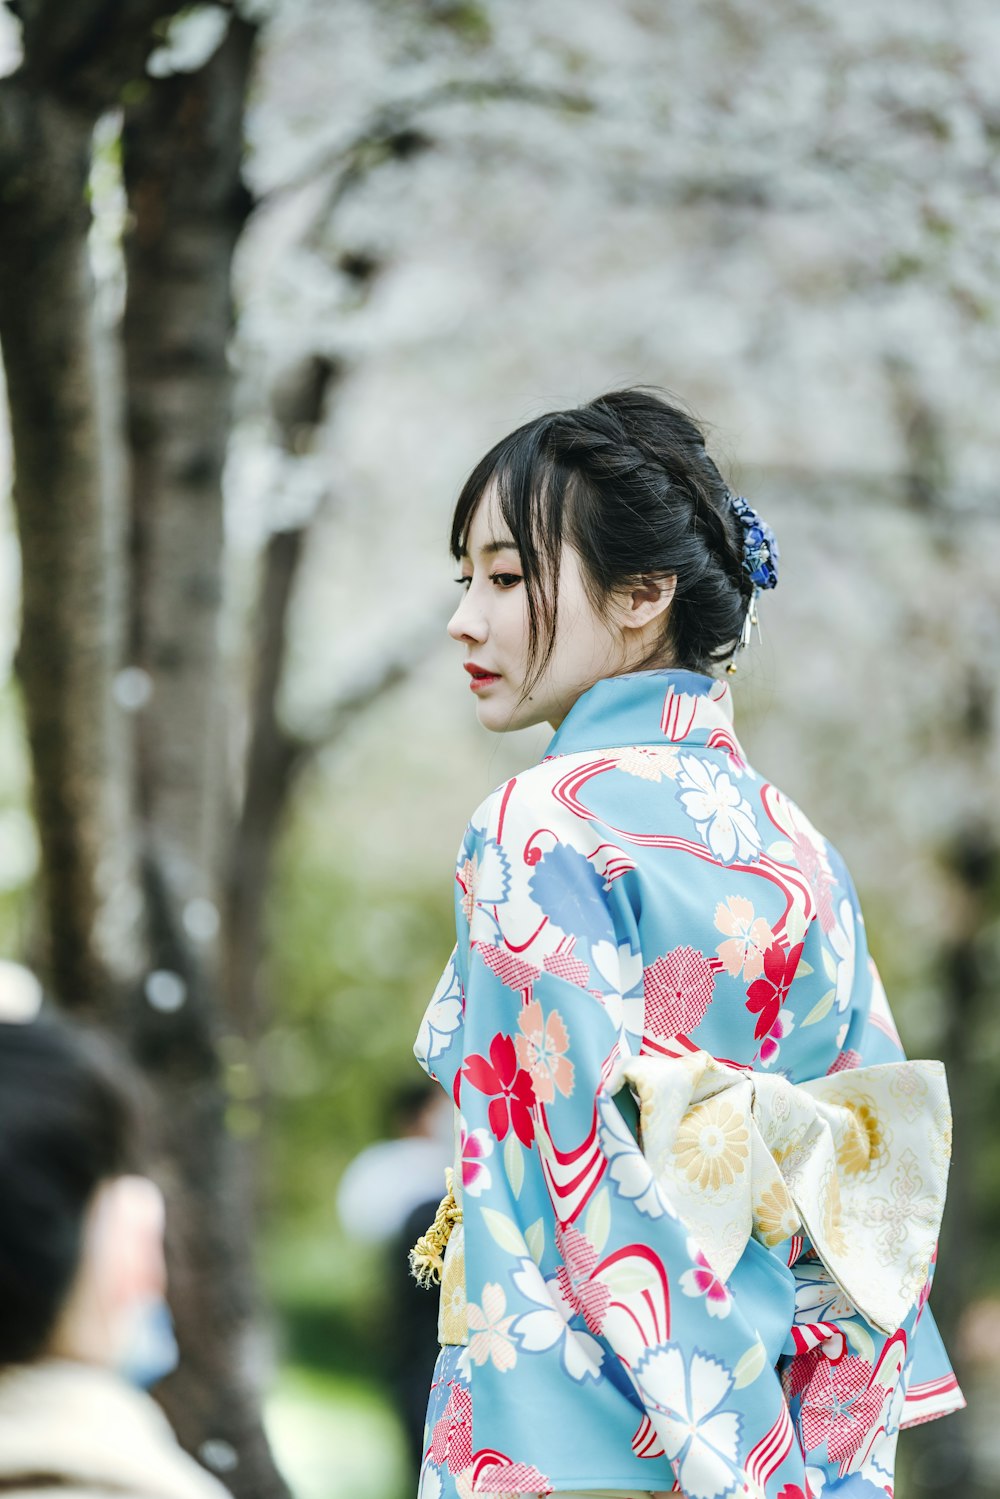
447, 590, 487, 644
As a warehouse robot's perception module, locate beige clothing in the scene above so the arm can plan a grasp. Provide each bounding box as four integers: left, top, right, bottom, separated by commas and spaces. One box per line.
0, 1359, 229, 1499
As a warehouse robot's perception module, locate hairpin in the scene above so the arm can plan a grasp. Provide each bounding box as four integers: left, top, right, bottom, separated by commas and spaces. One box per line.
724, 493, 780, 672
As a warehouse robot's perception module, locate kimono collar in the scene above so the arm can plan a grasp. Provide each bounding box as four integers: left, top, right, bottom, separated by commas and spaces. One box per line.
543, 669, 744, 760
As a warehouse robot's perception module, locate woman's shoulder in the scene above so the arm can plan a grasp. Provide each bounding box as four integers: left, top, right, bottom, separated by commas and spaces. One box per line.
461, 752, 606, 850
460, 744, 864, 921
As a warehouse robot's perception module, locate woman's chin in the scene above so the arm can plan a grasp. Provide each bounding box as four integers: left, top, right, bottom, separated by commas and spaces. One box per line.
474, 699, 514, 732
475, 696, 549, 734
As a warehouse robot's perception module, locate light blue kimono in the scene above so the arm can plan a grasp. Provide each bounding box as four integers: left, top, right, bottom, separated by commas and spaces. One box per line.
414, 669, 963, 1499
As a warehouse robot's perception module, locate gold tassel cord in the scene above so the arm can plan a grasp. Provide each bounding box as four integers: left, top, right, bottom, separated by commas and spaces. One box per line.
409, 1167, 463, 1289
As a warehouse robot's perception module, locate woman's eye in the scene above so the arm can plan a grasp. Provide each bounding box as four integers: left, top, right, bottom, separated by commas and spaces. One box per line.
452, 573, 522, 590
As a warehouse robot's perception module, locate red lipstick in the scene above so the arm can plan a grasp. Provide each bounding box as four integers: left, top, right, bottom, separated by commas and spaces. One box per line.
464, 662, 501, 692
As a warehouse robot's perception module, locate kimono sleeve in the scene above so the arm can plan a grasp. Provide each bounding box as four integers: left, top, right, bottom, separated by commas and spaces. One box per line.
836, 942, 965, 1433
451, 782, 809, 1499
777, 857, 965, 1490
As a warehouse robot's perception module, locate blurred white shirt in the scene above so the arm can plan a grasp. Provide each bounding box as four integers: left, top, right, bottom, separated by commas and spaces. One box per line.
336, 1134, 450, 1246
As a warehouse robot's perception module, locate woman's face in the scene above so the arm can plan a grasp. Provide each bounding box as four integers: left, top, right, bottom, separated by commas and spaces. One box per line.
447, 482, 639, 733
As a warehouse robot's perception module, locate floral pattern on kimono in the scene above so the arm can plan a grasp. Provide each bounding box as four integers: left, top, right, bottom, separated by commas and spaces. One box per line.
414, 669, 964, 1499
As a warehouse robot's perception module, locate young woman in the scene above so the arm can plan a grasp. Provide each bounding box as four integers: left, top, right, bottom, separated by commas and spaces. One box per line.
411, 388, 964, 1499
0, 1014, 228, 1499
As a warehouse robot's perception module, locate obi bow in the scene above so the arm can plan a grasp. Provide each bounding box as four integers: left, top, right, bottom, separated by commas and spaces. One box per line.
611, 1050, 952, 1334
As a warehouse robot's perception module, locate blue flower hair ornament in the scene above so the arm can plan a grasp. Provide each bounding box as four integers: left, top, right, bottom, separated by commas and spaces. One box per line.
723, 493, 780, 669
726, 492, 780, 591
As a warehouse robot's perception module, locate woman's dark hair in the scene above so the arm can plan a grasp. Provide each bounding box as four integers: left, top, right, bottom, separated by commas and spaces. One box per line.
451, 386, 753, 693
0, 1014, 141, 1366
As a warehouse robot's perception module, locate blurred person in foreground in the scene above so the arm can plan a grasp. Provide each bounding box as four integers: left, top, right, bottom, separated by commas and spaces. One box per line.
0, 1007, 228, 1499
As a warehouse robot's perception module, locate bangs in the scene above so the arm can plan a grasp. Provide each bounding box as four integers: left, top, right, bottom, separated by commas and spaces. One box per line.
449, 418, 568, 565
449, 413, 573, 689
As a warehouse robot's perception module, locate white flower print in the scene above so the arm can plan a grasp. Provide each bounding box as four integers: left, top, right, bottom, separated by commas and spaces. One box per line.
415, 950, 463, 1065
805, 1466, 827, 1498
466, 1282, 517, 1371
829, 897, 857, 1013
509, 1257, 604, 1382
591, 939, 644, 1041
676, 755, 761, 864
473, 837, 512, 906
596, 1091, 672, 1220
631, 1344, 742, 1499
418, 1462, 442, 1499
793, 1260, 855, 1324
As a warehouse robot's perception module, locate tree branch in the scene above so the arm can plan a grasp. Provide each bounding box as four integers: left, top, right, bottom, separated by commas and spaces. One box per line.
298, 613, 449, 756
259, 73, 595, 209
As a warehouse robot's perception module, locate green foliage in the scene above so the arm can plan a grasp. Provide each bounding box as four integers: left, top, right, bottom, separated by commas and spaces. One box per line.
266, 1364, 408, 1499
258, 783, 455, 1240
426, 3, 492, 45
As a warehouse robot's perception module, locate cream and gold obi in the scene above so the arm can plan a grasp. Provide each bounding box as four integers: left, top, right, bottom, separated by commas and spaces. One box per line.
418, 1050, 951, 1345
614, 1050, 952, 1334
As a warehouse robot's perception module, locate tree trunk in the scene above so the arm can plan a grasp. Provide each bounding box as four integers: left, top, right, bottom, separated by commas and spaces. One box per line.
118, 20, 289, 1499
0, 80, 140, 1015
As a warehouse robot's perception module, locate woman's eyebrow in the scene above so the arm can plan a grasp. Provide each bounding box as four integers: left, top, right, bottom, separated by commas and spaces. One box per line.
458, 538, 520, 560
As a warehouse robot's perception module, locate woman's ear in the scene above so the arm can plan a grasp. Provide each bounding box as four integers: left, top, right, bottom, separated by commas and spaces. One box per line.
620, 574, 677, 632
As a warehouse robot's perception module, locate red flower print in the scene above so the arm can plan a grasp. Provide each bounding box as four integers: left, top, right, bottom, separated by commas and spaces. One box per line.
474, 1458, 553, 1494
746, 941, 804, 1040
457, 854, 478, 926
679, 1243, 731, 1317
827, 1048, 862, 1076
555, 1222, 610, 1335
463, 1032, 536, 1147
794, 1350, 887, 1465
429, 1382, 473, 1473
758, 1007, 793, 1068
475, 942, 540, 991
789, 831, 836, 934
458, 1115, 494, 1196
643, 945, 716, 1040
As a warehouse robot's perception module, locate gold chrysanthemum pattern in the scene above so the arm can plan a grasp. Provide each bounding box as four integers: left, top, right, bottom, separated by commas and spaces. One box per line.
836, 1096, 886, 1177
673, 1095, 750, 1192
754, 1180, 801, 1246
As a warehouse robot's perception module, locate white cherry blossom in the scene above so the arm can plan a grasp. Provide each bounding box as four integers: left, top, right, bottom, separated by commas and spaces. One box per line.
676, 755, 762, 865
414, 950, 463, 1064
632, 1344, 742, 1499
509, 1256, 604, 1382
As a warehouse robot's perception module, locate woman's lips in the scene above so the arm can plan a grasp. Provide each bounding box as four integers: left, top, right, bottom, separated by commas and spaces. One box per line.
464, 664, 501, 692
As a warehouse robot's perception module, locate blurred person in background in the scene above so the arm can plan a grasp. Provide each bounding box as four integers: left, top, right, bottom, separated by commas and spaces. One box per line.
337, 1080, 451, 1474
0, 1007, 228, 1499
410, 387, 964, 1499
